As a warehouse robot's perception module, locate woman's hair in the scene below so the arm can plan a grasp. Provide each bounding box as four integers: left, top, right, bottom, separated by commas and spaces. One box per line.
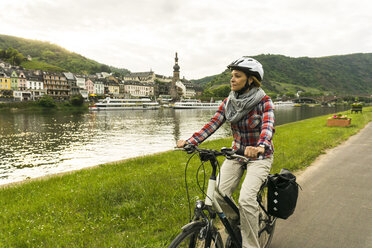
251, 75, 262, 87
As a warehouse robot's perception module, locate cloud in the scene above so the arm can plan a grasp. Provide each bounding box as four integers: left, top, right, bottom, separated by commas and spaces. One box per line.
1, 0, 371, 79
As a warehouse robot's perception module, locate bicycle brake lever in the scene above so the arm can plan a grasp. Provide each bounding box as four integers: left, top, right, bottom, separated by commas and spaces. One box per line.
184, 144, 196, 154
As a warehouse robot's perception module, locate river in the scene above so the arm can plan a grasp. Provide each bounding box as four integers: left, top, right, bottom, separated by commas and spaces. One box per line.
0, 105, 349, 185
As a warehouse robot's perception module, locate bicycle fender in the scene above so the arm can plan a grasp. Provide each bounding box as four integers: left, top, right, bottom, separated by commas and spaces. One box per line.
181, 221, 206, 232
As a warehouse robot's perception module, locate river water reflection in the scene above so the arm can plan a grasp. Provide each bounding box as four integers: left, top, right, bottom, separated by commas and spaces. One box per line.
0, 105, 349, 185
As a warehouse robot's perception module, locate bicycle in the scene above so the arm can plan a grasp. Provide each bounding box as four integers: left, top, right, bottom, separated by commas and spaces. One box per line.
168, 144, 277, 248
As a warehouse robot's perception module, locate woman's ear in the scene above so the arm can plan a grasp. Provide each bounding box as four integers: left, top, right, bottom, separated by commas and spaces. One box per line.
248, 76, 254, 85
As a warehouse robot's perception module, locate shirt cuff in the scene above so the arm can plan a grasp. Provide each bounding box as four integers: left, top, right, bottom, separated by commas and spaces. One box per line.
257, 140, 271, 150
186, 137, 199, 146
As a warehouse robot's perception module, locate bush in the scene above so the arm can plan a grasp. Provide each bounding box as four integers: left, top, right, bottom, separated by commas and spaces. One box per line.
38, 95, 57, 108
70, 94, 84, 106
351, 103, 363, 108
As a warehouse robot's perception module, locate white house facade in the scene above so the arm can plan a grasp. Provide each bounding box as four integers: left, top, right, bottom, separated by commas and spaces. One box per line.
93, 81, 104, 95
123, 81, 154, 97
175, 80, 196, 98
76, 76, 86, 90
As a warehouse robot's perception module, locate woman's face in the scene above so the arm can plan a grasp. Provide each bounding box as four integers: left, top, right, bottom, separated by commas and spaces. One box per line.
230, 70, 248, 92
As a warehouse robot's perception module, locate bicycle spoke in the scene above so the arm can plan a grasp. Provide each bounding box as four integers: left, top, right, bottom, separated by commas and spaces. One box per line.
168, 223, 223, 248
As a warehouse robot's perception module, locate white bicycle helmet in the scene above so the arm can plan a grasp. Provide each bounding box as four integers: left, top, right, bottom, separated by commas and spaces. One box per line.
227, 56, 264, 81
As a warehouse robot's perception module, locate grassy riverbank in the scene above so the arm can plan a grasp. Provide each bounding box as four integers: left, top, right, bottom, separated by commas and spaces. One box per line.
1, 108, 372, 247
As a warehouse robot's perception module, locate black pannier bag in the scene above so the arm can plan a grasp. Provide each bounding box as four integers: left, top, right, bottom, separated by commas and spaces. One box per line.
267, 168, 300, 219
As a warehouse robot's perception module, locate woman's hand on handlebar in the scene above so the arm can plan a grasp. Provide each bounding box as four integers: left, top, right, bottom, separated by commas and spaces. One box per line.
176, 140, 187, 148
244, 146, 265, 158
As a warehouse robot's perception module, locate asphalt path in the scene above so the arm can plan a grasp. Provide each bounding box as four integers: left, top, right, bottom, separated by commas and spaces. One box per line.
270, 122, 372, 248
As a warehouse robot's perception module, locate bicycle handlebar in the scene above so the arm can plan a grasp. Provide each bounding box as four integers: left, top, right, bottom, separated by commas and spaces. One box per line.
177, 144, 252, 163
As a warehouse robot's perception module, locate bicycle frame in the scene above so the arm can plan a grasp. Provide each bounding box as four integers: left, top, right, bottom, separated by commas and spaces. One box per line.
181, 147, 275, 248
187, 149, 242, 247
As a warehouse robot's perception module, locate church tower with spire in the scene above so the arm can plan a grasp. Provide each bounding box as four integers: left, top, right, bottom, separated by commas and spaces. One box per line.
170, 52, 180, 100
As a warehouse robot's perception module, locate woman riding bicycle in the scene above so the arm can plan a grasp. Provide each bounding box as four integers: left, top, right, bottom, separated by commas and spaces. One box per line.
177, 56, 275, 248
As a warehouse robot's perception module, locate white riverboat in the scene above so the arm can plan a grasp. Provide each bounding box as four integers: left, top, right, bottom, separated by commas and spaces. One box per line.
89, 98, 160, 111
273, 101, 295, 107
172, 99, 222, 109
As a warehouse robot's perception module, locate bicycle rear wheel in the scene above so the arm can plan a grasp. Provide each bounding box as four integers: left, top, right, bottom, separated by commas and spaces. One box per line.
258, 185, 276, 248
168, 222, 223, 248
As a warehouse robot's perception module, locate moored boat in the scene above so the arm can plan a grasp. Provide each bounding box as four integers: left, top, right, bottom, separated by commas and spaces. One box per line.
172, 99, 222, 109
273, 101, 295, 107
89, 98, 160, 111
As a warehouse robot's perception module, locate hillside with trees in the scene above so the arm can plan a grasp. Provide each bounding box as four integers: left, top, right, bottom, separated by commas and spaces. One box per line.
0, 34, 130, 75
2, 34, 371, 96
198, 53, 372, 96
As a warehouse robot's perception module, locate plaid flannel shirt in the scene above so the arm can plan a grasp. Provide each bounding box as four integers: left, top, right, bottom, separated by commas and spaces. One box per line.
187, 95, 275, 158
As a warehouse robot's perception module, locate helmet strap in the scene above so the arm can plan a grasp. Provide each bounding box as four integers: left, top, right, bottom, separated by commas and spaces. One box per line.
235, 77, 253, 97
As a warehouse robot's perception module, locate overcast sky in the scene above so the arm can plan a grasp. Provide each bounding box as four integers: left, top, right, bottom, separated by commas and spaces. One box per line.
1, 0, 371, 79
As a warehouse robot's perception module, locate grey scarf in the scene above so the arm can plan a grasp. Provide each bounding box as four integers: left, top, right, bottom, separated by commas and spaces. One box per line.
225, 87, 266, 124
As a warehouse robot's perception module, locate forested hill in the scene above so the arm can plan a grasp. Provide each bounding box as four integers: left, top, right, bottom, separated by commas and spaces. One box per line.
2, 34, 371, 95
0, 34, 130, 75
195, 53, 372, 95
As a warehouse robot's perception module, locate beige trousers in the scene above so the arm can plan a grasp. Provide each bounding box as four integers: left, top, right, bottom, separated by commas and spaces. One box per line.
215, 157, 273, 248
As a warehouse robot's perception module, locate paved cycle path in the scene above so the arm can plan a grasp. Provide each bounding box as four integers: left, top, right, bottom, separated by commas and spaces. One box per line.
270, 122, 372, 248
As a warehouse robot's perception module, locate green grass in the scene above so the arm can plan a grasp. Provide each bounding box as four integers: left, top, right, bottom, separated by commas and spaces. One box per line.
1, 107, 372, 247
273, 81, 329, 95
21, 60, 66, 72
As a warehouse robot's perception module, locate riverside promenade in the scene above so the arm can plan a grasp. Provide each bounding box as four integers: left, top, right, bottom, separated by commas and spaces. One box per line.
271, 122, 372, 248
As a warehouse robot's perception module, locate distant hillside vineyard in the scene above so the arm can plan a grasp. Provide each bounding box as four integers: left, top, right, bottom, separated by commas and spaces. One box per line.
192, 53, 372, 95
0, 34, 130, 76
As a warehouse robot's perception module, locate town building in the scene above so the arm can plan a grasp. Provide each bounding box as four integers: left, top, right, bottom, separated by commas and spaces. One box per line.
8, 69, 33, 101
123, 81, 154, 97
155, 74, 172, 83
63, 72, 80, 96
75, 75, 86, 90
96, 72, 111, 79
124, 71, 156, 83
10, 70, 19, 91
17, 71, 27, 91
85, 79, 94, 96
170, 52, 180, 100
175, 79, 197, 98
0, 70, 11, 91
103, 77, 120, 97
43, 72, 69, 100
93, 80, 105, 96
25, 70, 46, 100
107, 81, 120, 97
75, 75, 88, 98
124, 71, 172, 84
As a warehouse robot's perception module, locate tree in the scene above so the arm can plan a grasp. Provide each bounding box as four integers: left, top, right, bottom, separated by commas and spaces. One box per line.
70, 94, 84, 106
0, 49, 6, 58
38, 95, 56, 108
268, 93, 278, 99
41, 50, 56, 60
285, 92, 296, 98
212, 85, 230, 97
14, 53, 25, 65
299, 91, 313, 97
100, 64, 111, 73
202, 88, 213, 97
0, 47, 25, 65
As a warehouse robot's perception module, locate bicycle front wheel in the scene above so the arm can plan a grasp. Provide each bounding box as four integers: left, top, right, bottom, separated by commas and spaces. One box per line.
168, 222, 223, 248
